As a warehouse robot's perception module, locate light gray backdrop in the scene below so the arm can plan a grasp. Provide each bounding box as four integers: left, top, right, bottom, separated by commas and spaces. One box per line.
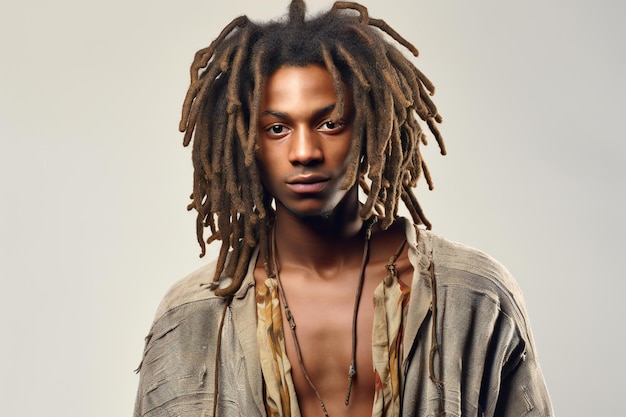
1, 0, 623, 416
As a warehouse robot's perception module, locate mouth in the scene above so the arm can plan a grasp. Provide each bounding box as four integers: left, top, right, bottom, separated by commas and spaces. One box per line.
286, 174, 330, 193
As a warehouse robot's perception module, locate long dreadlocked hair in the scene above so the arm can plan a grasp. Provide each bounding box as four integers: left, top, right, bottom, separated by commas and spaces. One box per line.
179, 0, 445, 297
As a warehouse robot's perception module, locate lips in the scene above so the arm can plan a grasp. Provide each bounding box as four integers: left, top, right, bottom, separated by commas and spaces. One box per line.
286, 174, 330, 193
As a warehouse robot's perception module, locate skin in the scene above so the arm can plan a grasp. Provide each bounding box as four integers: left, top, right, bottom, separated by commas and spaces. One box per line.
256, 65, 358, 225
254, 65, 413, 417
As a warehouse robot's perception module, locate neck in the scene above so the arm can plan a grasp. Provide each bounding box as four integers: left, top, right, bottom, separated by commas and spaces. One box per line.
272, 193, 367, 272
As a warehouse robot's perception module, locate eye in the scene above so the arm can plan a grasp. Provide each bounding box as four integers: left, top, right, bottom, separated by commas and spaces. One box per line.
265, 124, 290, 138
318, 120, 345, 133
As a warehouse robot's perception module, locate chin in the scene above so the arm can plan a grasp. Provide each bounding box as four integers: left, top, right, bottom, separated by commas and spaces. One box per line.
277, 191, 354, 220
288, 205, 334, 220
281, 199, 341, 220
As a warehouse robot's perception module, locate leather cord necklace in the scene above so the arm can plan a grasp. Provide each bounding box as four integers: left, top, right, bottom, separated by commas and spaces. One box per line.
270, 224, 372, 417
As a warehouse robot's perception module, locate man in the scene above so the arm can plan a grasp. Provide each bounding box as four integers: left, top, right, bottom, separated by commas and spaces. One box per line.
134, 1, 553, 416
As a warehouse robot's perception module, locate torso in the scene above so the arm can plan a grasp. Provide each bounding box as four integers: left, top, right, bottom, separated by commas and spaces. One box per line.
254, 221, 413, 417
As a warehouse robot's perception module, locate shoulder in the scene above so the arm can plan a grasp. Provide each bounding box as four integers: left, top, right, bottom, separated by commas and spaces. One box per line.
418, 229, 531, 330
135, 258, 248, 416
420, 229, 523, 296
152, 257, 235, 322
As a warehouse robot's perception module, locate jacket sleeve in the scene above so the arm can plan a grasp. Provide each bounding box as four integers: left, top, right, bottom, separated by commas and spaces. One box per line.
133, 262, 228, 416
421, 232, 554, 417
492, 326, 553, 416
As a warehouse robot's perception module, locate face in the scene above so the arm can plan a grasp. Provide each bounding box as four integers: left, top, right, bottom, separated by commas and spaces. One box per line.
256, 65, 355, 219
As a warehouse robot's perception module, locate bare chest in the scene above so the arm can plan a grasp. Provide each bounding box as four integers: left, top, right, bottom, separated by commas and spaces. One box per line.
276, 271, 380, 417
252, 228, 413, 416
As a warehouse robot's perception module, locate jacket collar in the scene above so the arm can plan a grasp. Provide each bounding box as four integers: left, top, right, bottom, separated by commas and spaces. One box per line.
400, 218, 434, 365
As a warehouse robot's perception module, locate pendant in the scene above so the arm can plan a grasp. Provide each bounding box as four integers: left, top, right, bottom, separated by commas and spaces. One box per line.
345, 362, 357, 405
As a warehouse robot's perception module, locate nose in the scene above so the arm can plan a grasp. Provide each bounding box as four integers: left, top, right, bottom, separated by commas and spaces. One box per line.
288, 127, 323, 165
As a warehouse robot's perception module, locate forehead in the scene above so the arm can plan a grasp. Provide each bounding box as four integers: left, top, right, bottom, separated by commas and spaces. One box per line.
259, 65, 352, 117
262, 65, 335, 104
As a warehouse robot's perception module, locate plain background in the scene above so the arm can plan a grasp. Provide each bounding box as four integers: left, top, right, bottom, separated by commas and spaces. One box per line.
1, 0, 623, 415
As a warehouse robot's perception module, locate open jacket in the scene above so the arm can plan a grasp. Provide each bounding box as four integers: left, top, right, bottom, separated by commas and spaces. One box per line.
134, 220, 553, 416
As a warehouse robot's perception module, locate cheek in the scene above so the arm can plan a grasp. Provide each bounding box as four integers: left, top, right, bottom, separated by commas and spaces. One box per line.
335, 132, 354, 168
256, 138, 278, 165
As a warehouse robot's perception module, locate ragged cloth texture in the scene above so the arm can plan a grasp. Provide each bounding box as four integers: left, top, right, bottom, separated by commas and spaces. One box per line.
134, 218, 553, 417
255, 275, 410, 417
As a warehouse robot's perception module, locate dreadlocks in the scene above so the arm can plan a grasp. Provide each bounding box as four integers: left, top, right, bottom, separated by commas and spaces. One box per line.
179, 0, 445, 297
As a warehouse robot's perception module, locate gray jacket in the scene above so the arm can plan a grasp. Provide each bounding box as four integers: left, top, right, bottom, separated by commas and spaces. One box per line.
134, 221, 553, 416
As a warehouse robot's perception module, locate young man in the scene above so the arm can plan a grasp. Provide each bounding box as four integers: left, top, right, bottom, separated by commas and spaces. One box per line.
134, 1, 552, 416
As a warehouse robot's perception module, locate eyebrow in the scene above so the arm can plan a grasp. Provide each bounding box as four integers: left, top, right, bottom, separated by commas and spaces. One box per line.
260, 103, 337, 120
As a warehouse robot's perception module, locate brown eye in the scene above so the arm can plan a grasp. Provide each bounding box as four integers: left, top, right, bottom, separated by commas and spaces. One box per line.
265, 124, 290, 138
319, 120, 345, 133
271, 125, 284, 134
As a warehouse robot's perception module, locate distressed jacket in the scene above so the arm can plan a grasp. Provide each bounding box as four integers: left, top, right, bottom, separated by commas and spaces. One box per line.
134, 220, 553, 416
